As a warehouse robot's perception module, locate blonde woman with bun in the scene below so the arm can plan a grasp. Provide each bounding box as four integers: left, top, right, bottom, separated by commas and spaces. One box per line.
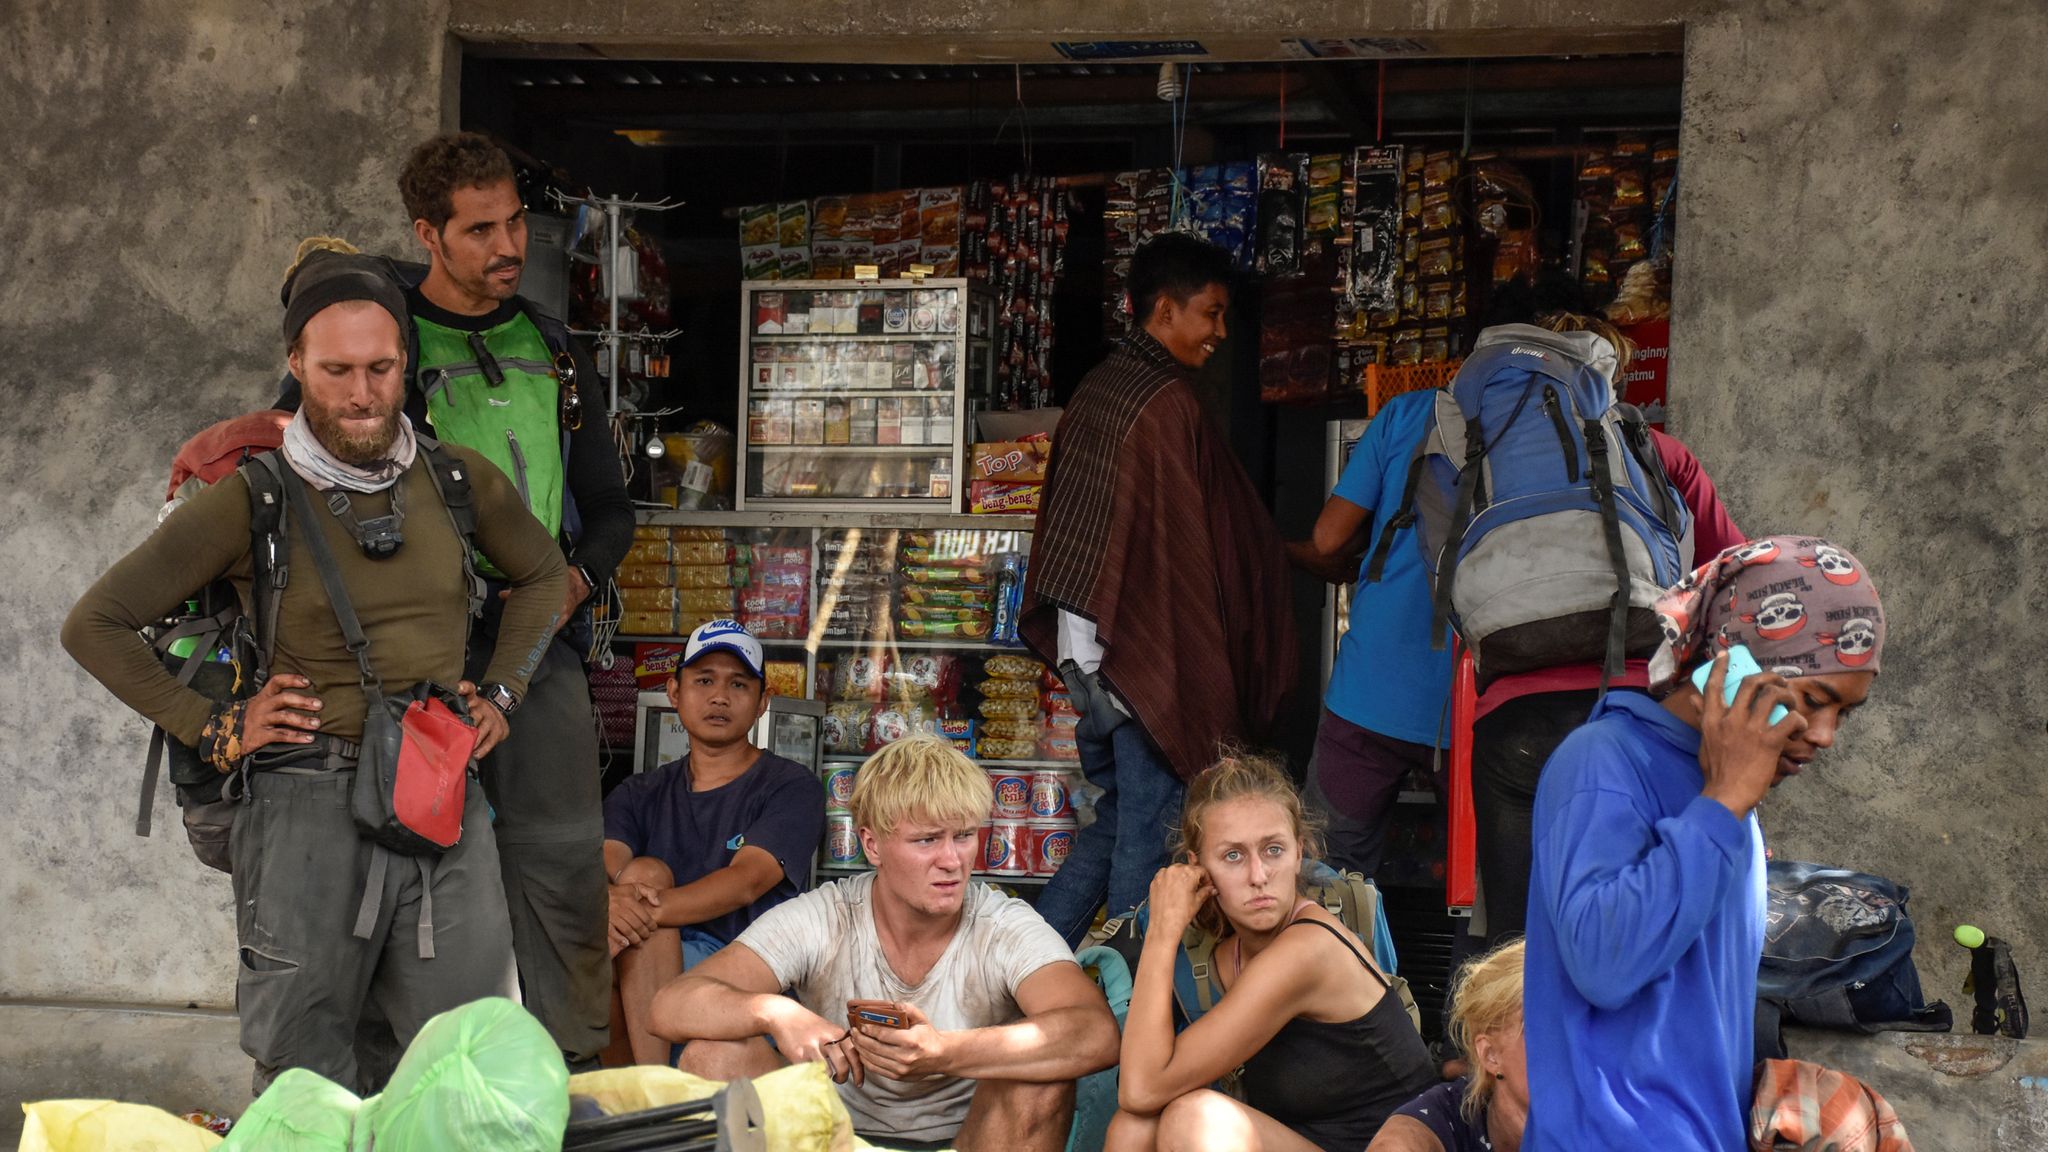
1369, 940, 1529, 1152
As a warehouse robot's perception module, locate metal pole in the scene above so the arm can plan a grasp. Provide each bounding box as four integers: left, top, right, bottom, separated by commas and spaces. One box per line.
606, 198, 622, 414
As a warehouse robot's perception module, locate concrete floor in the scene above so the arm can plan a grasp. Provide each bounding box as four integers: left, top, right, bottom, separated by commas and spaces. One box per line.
4, 1002, 2044, 1147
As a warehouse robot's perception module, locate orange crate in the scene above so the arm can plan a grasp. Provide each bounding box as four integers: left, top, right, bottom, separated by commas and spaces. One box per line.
1362, 358, 1462, 415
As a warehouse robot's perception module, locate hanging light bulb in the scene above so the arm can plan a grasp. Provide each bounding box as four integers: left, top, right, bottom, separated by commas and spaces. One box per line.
1156, 62, 1184, 102
644, 431, 666, 459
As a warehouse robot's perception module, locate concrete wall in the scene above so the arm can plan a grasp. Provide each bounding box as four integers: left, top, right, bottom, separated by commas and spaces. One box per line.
5, 0, 2044, 1068
1673, 0, 2048, 1005
0, 0, 451, 1008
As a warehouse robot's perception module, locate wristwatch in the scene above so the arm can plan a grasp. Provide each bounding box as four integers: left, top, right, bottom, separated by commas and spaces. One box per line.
478, 682, 521, 716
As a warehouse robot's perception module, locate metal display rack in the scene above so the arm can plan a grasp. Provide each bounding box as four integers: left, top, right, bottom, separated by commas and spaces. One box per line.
736, 277, 995, 511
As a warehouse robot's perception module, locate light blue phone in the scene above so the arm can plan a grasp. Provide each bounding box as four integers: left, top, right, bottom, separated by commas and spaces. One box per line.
1692, 644, 1790, 725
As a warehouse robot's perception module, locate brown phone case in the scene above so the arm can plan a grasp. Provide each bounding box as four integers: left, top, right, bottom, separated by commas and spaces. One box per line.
847, 999, 909, 1029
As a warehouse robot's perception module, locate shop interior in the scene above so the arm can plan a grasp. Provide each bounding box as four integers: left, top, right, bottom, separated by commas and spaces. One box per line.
458, 46, 1685, 1033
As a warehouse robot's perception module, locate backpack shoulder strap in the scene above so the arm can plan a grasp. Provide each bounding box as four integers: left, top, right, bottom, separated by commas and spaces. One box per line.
241, 452, 291, 678
414, 437, 486, 621
516, 297, 575, 358
1362, 443, 1430, 587
1582, 417, 1634, 692
1181, 924, 1221, 1018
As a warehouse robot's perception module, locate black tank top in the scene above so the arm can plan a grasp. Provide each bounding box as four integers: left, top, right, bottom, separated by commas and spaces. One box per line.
1234, 918, 1439, 1151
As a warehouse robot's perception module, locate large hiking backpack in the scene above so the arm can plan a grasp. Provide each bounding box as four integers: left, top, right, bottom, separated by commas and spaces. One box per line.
1365, 324, 1693, 687
141, 435, 480, 871
1089, 861, 1422, 1034
1754, 860, 1952, 1060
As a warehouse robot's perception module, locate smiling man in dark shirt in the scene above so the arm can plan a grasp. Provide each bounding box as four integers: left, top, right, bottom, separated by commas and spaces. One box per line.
600, 619, 825, 1066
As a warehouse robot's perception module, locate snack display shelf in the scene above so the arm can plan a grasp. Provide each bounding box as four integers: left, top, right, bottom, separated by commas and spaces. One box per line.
638, 510, 1032, 533
752, 333, 955, 344
816, 864, 1052, 887
749, 444, 946, 455
809, 637, 1027, 652
822, 755, 1078, 770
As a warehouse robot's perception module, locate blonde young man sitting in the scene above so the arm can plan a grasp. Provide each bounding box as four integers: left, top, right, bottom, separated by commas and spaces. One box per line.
652, 736, 1119, 1151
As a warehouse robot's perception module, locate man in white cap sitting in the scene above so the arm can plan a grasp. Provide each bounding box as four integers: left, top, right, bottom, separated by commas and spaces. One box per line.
599, 618, 826, 1066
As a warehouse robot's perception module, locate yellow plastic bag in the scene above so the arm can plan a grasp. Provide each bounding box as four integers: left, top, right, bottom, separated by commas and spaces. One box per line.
18, 1100, 224, 1151
564, 1061, 856, 1152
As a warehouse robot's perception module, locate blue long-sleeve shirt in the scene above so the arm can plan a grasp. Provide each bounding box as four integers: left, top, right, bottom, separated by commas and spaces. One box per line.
1523, 691, 1766, 1152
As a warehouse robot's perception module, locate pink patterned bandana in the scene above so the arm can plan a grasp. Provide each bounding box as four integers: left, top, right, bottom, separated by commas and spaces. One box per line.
1648, 535, 1885, 690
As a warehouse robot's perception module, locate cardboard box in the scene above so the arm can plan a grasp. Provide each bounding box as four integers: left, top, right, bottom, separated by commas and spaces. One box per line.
970, 480, 1042, 515
971, 440, 1053, 484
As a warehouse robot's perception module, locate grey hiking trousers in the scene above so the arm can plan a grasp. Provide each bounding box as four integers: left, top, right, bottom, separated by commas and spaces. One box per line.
231, 770, 516, 1095
471, 634, 611, 1065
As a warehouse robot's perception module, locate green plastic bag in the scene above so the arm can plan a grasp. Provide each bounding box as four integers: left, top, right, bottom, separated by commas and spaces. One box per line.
365, 997, 568, 1152
221, 1068, 360, 1151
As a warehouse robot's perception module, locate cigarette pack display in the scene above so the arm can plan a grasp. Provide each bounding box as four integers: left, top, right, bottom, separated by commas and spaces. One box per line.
793, 399, 826, 445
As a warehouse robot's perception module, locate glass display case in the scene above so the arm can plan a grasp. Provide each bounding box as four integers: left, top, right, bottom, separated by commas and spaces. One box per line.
738, 278, 995, 510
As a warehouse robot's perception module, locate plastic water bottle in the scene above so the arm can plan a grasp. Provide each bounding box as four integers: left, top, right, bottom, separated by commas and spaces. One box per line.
1956, 924, 2029, 1039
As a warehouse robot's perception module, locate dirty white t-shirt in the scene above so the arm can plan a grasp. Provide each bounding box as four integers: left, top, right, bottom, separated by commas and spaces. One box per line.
735, 871, 1078, 1142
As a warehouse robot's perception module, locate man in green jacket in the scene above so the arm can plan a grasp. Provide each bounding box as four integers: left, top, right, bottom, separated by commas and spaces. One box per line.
390, 133, 634, 1066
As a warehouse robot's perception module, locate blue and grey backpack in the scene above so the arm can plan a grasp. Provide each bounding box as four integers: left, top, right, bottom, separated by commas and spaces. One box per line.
1365, 324, 1693, 687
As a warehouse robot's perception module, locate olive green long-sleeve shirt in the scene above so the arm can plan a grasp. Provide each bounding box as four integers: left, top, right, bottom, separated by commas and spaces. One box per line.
63, 445, 567, 745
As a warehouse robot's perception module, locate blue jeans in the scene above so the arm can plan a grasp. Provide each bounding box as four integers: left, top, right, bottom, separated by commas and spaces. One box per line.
1035, 714, 1186, 947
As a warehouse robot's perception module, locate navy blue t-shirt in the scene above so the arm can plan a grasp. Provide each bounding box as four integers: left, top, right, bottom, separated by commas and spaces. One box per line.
602, 751, 826, 945
1392, 1078, 1494, 1151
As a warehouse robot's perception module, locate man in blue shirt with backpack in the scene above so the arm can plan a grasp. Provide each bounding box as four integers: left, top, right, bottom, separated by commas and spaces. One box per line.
1289, 388, 1454, 881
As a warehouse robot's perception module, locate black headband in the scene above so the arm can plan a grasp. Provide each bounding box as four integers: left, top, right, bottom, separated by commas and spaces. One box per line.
281, 252, 410, 347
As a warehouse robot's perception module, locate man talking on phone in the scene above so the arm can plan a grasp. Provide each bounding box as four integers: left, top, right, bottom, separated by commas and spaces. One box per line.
648, 737, 1117, 1151
1520, 536, 1887, 1151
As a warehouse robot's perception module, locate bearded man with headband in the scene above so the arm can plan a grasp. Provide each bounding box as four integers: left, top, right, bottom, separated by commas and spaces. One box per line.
1519, 536, 1888, 1150
63, 248, 566, 1093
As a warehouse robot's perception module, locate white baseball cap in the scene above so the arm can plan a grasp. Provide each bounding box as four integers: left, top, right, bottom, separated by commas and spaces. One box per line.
683, 618, 765, 680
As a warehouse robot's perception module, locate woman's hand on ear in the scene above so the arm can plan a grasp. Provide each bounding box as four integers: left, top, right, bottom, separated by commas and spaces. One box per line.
1148, 863, 1214, 933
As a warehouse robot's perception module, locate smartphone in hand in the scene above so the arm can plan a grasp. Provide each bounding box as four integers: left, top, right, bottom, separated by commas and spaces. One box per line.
848, 999, 909, 1029
1693, 644, 1789, 725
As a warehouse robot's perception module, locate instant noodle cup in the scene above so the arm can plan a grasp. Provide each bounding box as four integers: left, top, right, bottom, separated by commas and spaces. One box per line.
982, 818, 1029, 876
1028, 770, 1074, 819
823, 765, 858, 811
1027, 819, 1077, 876
826, 813, 864, 866
987, 769, 1032, 820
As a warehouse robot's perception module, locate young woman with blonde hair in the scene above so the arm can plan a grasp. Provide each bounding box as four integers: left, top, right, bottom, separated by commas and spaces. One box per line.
1369, 940, 1529, 1152
1108, 752, 1436, 1152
